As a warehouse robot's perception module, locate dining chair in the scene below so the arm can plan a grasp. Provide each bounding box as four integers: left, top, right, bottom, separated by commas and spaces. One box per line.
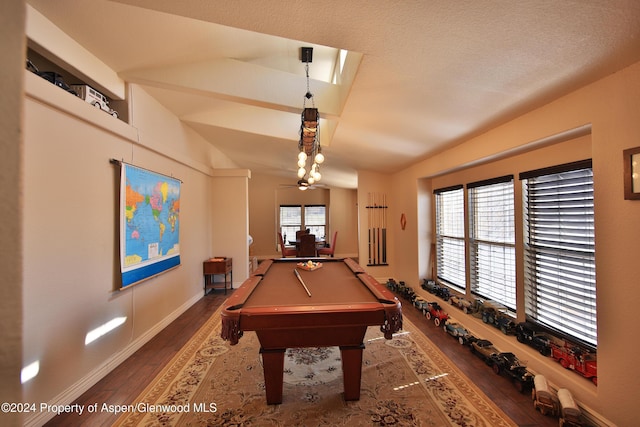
297, 233, 317, 257
278, 232, 297, 257
295, 229, 310, 239
317, 231, 338, 257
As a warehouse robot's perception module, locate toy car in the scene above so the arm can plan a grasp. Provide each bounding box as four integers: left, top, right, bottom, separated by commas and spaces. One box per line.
400, 283, 417, 302
442, 319, 472, 344
482, 307, 516, 335
424, 302, 449, 326
413, 296, 428, 310
558, 388, 583, 426
449, 294, 483, 314
532, 374, 559, 416
421, 279, 438, 293
70, 84, 119, 118
515, 322, 552, 356
490, 352, 535, 392
470, 339, 499, 362
434, 284, 450, 300
550, 343, 597, 385
26, 59, 78, 96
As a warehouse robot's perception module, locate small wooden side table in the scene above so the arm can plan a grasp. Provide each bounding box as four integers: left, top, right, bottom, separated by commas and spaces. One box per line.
203, 257, 232, 295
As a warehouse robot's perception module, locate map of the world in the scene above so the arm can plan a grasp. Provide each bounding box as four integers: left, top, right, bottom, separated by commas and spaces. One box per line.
120, 163, 181, 287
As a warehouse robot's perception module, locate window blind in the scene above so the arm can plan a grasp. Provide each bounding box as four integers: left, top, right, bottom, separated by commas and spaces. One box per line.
468, 177, 516, 309
304, 205, 327, 239
521, 161, 597, 347
279, 205, 301, 242
435, 186, 466, 290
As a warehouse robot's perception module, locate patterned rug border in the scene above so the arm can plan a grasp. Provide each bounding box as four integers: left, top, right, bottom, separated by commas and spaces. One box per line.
114, 303, 517, 427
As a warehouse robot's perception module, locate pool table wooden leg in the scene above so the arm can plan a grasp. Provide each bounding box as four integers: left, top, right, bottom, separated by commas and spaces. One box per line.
260, 348, 285, 404
340, 343, 365, 401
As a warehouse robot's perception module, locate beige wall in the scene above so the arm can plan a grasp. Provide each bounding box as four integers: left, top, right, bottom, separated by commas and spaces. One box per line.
363, 61, 640, 426
248, 172, 358, 260
21, 70, 239, 425
1, 1, 25, 426
11, 3, 640, 425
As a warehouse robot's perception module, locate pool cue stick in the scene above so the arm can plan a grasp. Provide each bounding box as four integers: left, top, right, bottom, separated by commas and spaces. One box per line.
293, 269, 312, 297
371, 192, 376, 264
376, 193, 382, 264
368, 192, 372, 264
382, 193, 387, 263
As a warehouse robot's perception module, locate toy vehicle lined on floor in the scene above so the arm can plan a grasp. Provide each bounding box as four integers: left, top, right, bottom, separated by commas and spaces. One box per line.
532, 374, 559, 416
481, 306, 516, 335
550, 343, 598, 385
489, 352, 534, 392
515, 322, 553, 356
388, 280, 590, 414
424, 301, 449, 326
413, 296, 429, 311
557, 388, 583, 426
442, 318, 473, 345
470, 339, 499, 362
420, 279, 450, 300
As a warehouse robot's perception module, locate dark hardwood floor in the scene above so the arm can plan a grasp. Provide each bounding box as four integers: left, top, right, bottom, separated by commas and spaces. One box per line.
45, 289, 557, 427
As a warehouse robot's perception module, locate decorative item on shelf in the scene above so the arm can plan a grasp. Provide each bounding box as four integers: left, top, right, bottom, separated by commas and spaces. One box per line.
296, 47, 325, 190
623, 146, 640, 200
366, 192, 388, 266
70, 84, 119, 118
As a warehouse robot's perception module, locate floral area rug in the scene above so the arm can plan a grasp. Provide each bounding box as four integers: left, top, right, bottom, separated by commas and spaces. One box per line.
114, 307, 515, 427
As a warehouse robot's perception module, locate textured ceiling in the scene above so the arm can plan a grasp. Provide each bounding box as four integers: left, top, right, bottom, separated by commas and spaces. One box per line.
28, 0, 640, 188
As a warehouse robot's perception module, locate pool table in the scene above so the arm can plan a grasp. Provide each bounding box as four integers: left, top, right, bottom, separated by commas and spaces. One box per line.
221, 257, 403, 404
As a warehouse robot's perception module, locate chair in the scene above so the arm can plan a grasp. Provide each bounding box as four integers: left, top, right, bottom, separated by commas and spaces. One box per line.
295, 229, 310, 239
317, 231, 338, 257
278, 232, 297, 257
297, 233, 317, 257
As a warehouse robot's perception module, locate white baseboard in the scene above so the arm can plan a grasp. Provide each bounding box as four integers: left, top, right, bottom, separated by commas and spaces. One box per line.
24, 292, 202, 427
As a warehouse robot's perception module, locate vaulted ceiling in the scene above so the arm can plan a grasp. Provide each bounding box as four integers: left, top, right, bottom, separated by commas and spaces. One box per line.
27, 0, 640, 188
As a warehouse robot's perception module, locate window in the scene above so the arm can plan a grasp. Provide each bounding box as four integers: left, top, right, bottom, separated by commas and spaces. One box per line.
521, 160, 597, 347
279, 204, 327, 242
435, 186, 466, 291
468, 176, 516, 309
304, 205, 327, 239
279, 205, 301, 243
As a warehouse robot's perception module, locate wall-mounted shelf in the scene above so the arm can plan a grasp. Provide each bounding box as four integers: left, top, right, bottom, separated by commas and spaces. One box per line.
26, 48, 128, 123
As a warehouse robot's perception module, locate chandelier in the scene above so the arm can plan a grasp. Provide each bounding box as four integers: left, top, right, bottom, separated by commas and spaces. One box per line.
296, 47, 324, 189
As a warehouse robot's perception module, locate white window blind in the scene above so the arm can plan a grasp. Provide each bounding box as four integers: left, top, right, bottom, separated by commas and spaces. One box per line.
304, 205, 327, 240
435, 186, 466, 291
468, 176, 516, 309
279, 205, 301, 243
521, 160, 597, 347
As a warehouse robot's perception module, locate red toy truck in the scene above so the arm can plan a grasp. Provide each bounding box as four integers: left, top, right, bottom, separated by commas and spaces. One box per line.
550, 343, 597, 385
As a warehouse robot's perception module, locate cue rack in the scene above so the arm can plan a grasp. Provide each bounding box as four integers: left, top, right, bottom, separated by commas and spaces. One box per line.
366, 192, 388, 266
